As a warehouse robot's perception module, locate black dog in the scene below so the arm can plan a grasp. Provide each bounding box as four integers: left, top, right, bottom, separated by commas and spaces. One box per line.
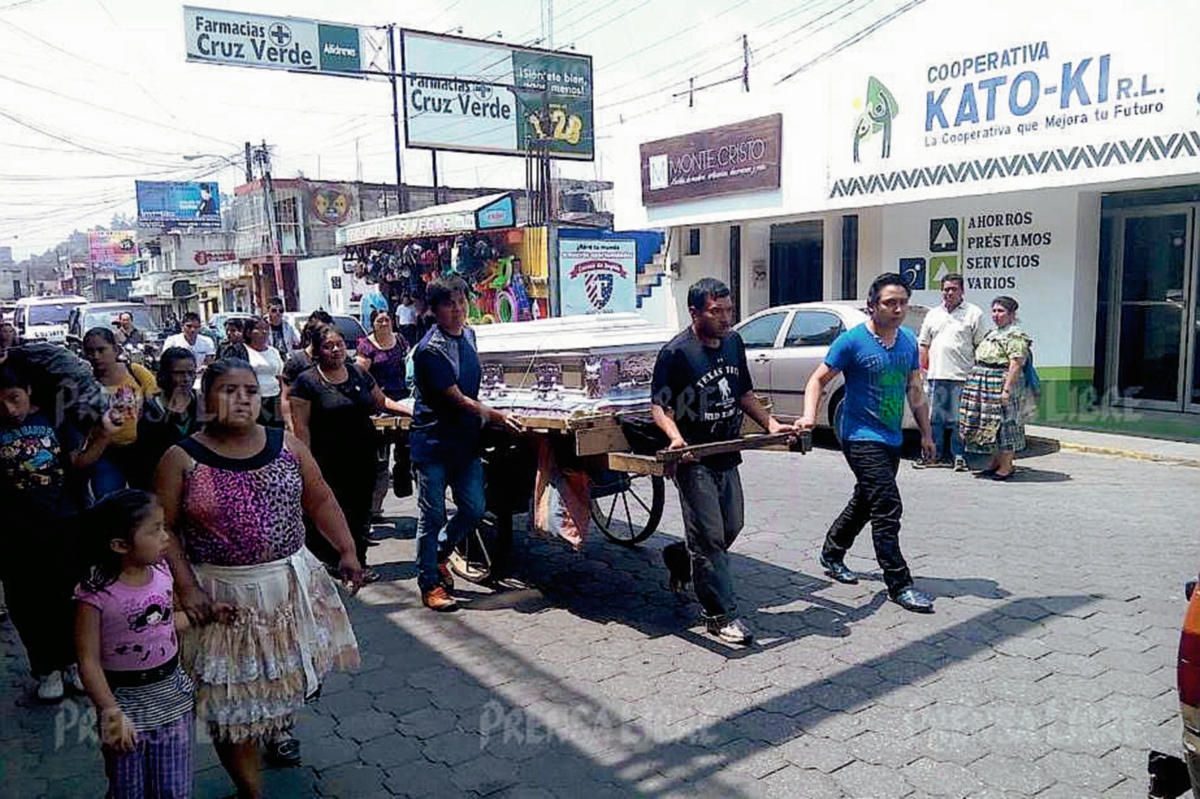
1148, 750, 1192, 799
662, 541, 691, 594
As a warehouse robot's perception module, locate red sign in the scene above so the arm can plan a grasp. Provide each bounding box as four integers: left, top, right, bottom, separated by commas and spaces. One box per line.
194, 250, 236, 266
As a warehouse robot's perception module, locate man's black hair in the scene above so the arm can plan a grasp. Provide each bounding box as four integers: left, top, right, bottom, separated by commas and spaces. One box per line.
426, 276, 470, 312
941, 273, 964, 287
224, 318, 245, 333
687, 277, 731, 311
182, 311, 202, 325
0, 353, 31, 391
867, 273, 912, 306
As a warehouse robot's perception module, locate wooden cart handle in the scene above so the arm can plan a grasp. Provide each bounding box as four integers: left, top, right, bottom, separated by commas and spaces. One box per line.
655, 430, 812, 463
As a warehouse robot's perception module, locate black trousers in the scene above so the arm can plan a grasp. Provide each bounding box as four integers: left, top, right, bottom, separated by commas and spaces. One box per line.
4, 521, 79, 676
821, 440, 913, 596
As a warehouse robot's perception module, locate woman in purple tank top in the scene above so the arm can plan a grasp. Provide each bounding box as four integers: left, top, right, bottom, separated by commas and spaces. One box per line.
153, 359, 364, 799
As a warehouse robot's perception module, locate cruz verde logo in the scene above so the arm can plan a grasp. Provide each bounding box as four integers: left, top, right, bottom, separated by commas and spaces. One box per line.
853, 76, 899, 163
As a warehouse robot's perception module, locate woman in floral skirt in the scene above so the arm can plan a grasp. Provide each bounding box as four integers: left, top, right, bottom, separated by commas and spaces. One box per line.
153, 358, 363, 799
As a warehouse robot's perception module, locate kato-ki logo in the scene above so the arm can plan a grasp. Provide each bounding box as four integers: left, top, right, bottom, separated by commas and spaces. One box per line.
852, 76, 899, 163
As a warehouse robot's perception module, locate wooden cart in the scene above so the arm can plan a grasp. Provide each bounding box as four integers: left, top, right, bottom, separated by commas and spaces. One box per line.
375, 412, 810, 583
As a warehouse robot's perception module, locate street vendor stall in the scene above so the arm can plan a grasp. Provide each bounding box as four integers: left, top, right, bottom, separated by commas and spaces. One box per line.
375, 313, 810, 583
336, 192, 550, 324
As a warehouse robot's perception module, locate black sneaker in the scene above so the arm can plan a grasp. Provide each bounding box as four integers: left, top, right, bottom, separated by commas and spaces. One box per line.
890, 588, 935, 613
818, 554, 859, 584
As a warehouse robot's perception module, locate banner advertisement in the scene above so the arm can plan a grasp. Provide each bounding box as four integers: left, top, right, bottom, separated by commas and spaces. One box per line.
309, 183, 358, 226
558, 239, 637, 316
401, 30, 594, 160
135, 181, 221, 229
88, 231, 139, 280
183, 7, 370, 76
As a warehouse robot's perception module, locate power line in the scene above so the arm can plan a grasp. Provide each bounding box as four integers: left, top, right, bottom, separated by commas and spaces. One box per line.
777, 0, 927, 83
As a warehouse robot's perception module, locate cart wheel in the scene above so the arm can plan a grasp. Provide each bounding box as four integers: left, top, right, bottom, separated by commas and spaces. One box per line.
591, 474, 665, 546
448, 515, 496, 584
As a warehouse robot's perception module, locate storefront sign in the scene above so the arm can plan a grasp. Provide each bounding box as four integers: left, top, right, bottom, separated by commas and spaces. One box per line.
827, 17, 1199, 200
183, 7, 369, 76
882, 190, 1076, 368
337, 210, 478, 247
193, 250, 236, 266
401, 30, 594, 160
640, 114, 782, 206
476, 195, 516, 230
558, 239, 637, 316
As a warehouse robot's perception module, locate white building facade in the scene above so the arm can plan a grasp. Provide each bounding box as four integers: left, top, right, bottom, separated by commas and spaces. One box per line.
614, 0, 1200, 425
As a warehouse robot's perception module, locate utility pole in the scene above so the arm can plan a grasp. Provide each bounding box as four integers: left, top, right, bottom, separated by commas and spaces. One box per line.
387, 24, 405, 214
243, 141, 253, 184
689, 77, 695, 108
254, 141, 287, 310
432, 151, 441, 204
542, 0, 554, 49
742, 34, 750, 92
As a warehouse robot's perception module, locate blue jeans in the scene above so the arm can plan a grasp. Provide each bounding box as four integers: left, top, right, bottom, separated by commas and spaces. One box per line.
674, 462, 745, 622
928, 379, 965, 461
90, 449, 131, 498
414, 457, 486, 592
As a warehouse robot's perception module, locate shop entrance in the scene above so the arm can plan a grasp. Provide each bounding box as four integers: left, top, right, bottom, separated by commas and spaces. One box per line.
1097, 203, 1200, 412
769, 221, 823, 306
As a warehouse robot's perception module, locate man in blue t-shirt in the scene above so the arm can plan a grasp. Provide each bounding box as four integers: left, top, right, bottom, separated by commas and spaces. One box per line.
799, 273, 937, 613
410, 276, 520, 612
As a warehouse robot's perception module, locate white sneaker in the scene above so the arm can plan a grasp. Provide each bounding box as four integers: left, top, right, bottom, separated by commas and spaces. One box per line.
64, 664, 85, 694
706, 617, 754, 645
953, 456, 969, 472
36, 671, 64, 703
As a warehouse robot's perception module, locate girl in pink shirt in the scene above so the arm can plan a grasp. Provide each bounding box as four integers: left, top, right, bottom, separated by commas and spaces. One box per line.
75, 490, 203, 799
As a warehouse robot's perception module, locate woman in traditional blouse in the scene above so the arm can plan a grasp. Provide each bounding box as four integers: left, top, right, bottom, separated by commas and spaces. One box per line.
958, 296, 1032, 481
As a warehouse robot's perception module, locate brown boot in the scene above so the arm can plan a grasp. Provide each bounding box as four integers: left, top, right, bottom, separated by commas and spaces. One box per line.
437, 561, 455, 592
422, 586, 458, 612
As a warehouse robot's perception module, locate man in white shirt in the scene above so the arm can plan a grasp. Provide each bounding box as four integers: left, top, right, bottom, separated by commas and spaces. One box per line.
162, 311, 216, 365
916, 275, 986, 471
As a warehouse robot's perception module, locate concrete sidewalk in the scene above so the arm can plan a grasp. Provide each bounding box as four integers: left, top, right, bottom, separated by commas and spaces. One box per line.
1028, 424, 1200, 467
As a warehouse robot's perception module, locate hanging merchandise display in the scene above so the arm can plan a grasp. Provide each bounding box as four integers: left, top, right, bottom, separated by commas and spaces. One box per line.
341, 229, 546, 324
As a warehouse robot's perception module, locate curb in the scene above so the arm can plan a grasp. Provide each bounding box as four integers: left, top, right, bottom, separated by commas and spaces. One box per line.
1027, 435, 1200, 468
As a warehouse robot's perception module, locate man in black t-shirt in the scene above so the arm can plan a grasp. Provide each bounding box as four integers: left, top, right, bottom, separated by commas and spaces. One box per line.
651, 278, 793, 645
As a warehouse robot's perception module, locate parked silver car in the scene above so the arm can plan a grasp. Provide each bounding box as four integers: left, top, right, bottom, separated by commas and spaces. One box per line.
734, 300, 929, 439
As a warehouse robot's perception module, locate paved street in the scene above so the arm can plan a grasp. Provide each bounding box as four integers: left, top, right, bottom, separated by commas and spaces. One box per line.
3, 443, 1198, 798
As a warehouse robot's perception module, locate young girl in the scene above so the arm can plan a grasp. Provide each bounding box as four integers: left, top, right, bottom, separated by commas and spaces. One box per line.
75, 490, 197, 799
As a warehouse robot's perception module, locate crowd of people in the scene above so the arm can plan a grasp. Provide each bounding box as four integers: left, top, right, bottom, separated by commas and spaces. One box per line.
0, 273, 1036, 797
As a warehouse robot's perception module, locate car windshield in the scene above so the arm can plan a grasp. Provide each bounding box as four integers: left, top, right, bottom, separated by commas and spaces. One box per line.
333, 317, 366, 346
28, 303, 81, 325
81, 306, 158, 334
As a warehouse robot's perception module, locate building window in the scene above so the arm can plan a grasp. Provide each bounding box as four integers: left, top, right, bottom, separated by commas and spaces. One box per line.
686, 228, 701, 256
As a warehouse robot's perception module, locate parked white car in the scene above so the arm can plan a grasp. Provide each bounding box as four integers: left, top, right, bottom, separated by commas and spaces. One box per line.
13, 295, 88, 344
733, 300, 929, 439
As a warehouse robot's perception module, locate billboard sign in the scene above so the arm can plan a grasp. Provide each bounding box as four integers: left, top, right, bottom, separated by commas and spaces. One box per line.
558, 239, 637, 316
401, 30, 593, 160
183, 6, 369, 76
136, 181, 221, 229
640, 114, 783, 206
88, 231, 139, 280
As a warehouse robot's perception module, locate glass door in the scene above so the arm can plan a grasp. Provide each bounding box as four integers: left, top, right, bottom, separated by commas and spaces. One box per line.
1106, 206, 1194, 410
1190, 231, 1200, 411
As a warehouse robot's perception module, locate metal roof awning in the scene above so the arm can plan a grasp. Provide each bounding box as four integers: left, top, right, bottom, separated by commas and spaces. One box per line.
336, 192, 517, 248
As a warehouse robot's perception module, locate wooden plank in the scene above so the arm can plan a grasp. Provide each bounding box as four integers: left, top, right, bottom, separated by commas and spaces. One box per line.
372, 416, 411, 431
606, 452, 665, 476
656, 431, 811, 463
575, 424, 630, 457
